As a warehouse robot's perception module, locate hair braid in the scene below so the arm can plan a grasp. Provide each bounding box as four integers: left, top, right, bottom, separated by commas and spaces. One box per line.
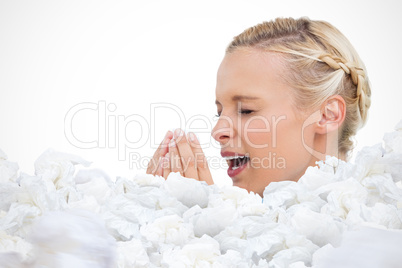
318, 53, 371, 122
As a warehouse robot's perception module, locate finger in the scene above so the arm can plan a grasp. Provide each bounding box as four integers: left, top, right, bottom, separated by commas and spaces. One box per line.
162, 154, 171, 180
154, 157, 163, 177
187, 132, 214, 185
169, 139, 183, 176
146, 130, 173, 174
173, 129, 198, 180
146, 131, 173, 174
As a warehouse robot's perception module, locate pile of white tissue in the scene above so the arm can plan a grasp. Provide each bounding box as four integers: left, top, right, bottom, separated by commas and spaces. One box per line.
1, 122, 402, 267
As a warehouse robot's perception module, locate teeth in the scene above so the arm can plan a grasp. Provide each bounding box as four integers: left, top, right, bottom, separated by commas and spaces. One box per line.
226, 154, 250, 171
223, 154, 249, 160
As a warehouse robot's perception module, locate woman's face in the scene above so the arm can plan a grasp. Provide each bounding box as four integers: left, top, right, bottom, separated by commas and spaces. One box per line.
212, 49, 318, 196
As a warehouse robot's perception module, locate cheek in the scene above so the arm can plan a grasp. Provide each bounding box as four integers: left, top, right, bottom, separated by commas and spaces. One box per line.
241, 117, 272, 148
241, 114, 311, 163
275, 118, 305, 149
244, 115, 307, 153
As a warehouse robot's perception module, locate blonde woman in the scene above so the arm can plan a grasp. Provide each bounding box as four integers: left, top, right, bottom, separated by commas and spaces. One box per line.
146, 17, 371, 197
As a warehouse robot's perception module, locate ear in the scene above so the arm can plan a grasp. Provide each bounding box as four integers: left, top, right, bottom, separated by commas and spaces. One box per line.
315, 95, 346, 134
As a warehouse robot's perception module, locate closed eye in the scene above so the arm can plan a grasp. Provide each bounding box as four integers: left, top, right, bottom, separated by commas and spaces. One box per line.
239, 109, 253, 115
215, 109, 253, 117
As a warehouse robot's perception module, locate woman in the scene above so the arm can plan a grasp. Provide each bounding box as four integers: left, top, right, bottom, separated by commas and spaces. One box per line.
146, 17, 371, 196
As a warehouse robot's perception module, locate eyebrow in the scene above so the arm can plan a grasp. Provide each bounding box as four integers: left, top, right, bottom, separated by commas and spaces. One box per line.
215, 95, 260, 105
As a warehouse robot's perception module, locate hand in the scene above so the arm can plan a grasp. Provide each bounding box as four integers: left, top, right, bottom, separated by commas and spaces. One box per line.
154, 129, 213, 185
146, 130, 174, 175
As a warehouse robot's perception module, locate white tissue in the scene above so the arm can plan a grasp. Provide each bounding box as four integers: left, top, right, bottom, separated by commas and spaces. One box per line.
0, 120, 402, 267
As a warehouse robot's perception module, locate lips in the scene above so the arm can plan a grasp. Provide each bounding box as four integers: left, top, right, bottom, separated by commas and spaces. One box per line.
220, 151, 248, 158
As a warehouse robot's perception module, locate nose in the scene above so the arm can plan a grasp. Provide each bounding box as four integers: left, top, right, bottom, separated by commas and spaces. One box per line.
211, 115, 234, 145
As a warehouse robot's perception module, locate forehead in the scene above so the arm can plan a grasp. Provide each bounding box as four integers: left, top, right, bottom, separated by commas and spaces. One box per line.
215, 49, 289, 101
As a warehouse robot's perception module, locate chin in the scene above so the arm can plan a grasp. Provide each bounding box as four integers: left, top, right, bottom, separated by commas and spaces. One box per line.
231, 178, 246, 189
231, 179, 255, 193
232, 177, 266, 197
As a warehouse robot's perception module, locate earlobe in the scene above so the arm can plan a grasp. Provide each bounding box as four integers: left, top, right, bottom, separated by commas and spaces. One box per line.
316, 95, 346, 134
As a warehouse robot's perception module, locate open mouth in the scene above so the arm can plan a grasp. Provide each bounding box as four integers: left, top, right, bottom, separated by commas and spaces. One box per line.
221, 152, 251, 177
227, 155, 250, 170
222, 154, 251, 177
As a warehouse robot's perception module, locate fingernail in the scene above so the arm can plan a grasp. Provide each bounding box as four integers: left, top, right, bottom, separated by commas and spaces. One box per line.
166, 153, 170, 159
164, 131, 171, 139
174, 128, 183, 139
162, 132, 170, 144
169, 139, 176, 147
162, 136, 168, 145
190, 132, 199, 144
161, 136, 170, 149
188, 132, 195, 141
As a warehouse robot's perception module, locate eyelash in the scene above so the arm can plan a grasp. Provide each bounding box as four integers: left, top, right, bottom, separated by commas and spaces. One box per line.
215, 109, 254, 118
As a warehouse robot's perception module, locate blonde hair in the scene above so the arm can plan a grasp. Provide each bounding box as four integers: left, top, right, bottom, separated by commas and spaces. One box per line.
226, 17, 371, 158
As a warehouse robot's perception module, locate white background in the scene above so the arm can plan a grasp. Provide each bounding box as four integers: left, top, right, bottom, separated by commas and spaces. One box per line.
1, 0, 401, 186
